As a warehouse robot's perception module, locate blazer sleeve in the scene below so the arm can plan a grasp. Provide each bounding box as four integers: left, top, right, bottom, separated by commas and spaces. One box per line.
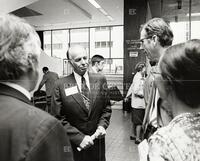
51, 80, 85, 146
37, 75, 47, 91
97, 76, 112, 129
26, 118, 74, 161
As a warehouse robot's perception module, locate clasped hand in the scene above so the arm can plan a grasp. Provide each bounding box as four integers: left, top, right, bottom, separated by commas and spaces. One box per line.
79, 126, 106, 150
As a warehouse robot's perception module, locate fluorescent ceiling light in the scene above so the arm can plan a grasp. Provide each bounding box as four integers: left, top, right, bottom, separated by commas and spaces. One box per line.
88, 0, 101, 9
99, 8, 108, 16
187, 13, 200, 16
107, 15, 114, 21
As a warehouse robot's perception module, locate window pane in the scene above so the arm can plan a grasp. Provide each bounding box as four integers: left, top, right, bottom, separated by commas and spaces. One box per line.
63, 59, 73, 76
70, 29, 89, 56
111, 26, 123, 58
103, 58, 123, 75
43, 31, 51, 57
191, 21, 200, 39
90, 27, 110, 58
52, 30, 69, 59
170, 22, 188, 45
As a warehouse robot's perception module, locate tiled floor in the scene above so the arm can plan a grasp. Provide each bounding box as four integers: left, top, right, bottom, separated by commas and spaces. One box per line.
106, 109, 139, 161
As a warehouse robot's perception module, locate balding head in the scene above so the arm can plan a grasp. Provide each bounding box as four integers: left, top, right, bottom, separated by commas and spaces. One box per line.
67, 45, 89, 76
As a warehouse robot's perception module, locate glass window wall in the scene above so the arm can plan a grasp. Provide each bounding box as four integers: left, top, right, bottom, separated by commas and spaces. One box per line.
52, 30, 69, 59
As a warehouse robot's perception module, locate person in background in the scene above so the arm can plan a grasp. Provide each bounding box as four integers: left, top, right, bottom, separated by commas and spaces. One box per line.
90, 54, 105, 73
0, 14, 73, 161
37, 66, 59, 95
140, 18, 174, 139
148, 39, 200, 161
51, 45, 112, 161
124, 62, 146, 144
37, 66, 59, 112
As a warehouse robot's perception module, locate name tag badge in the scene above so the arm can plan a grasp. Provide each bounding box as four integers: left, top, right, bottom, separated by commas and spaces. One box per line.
65, 86, 78, 96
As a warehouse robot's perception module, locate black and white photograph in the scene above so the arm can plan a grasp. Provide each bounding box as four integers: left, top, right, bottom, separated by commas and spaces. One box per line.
1, 0, 200, 161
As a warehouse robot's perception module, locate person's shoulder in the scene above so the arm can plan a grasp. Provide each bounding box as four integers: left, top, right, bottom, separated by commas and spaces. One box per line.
89, 72, 105, 79
149, 123, 178, 146
56, 74, 72, 83
134, 72, 141, 78
9, 102, 59, 133
48, 71, 58, 76
28, 105, 57, 123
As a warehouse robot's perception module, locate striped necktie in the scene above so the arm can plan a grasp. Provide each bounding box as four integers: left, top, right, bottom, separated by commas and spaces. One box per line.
81, 76, 90, 110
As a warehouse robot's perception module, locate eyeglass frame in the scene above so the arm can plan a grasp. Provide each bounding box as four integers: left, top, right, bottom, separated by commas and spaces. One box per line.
139, 35, 153, 44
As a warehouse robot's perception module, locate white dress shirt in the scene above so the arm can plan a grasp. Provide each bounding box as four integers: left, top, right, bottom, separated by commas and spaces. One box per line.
1, 82, 31, 100
73, 71, 90, 92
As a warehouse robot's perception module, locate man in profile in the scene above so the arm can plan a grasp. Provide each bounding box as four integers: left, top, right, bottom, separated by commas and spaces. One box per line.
37, 66, 59, 112
0, 14, 73, 161
140, 18, 174, 139
90, 54, 105, 73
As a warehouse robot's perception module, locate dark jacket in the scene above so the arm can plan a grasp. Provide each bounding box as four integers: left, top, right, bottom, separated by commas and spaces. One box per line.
39, 71, 59, 96
51, 72, 112, 161
0, 83, 74, 161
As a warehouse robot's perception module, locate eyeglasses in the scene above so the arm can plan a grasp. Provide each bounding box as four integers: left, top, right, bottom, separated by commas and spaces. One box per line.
139, 36, 153, 43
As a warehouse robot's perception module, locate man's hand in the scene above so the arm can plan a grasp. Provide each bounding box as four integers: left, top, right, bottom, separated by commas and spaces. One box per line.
79, 135, 94, 149
94, 126, 106, 139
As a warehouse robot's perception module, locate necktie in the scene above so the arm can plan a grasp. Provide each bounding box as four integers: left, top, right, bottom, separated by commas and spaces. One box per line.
81, 76, 90, 110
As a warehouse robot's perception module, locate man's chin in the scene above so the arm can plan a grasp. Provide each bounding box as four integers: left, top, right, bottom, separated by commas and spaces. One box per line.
76, 69, 87, 76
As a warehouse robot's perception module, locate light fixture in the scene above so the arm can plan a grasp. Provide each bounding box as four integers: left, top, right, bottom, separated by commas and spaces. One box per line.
186, 13, 200, 16
99, 8, 108, 16
107, 15, 114, 21
88, 0, 114, 21
88, 0, 101, 9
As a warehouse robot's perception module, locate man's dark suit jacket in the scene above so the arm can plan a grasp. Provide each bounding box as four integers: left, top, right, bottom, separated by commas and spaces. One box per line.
39, 71, 59, 96
0, 83, 74, 161
51, 72, 112, 161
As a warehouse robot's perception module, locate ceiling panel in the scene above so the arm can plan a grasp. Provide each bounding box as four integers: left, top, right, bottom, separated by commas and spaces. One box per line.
10, 0, 200, 30
22, 0, 123, 30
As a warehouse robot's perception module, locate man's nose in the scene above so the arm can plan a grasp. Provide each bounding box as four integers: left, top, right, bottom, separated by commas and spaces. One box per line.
80, 58, 87, 64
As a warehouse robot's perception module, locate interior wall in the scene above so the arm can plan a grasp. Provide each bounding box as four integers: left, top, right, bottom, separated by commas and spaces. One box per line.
31, 51, 63, 95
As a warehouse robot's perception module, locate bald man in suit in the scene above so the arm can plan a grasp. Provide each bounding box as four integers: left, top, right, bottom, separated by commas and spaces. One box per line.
51, 45, 112, 161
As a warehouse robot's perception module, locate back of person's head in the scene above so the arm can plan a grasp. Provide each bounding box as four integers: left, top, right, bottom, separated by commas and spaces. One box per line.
135, 62, 145, 72
91, 55, 104, 66
42, 67, 49, 73
0, 14, 41, 82
159, 39, 200, 108
142, 18, 173, 47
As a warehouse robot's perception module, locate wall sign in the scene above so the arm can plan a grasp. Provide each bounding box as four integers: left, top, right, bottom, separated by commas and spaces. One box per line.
129, 51, 138, 57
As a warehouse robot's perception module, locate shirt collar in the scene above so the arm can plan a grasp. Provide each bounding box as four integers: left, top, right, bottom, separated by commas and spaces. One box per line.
1, 82, 31, 100
73, 71, 90, 91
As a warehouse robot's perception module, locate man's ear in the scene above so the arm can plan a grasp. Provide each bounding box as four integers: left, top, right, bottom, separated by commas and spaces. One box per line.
152, 35, 159, 47
68, 59, 73, 66
95, 62, 99, 67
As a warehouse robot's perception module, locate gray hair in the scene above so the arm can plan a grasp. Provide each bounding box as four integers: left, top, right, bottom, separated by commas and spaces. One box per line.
0, 14, 41, 81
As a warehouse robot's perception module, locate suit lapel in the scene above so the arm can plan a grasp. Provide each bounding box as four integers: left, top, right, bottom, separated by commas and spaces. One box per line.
65, 74, 89, 114
0, 83, 32, 105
